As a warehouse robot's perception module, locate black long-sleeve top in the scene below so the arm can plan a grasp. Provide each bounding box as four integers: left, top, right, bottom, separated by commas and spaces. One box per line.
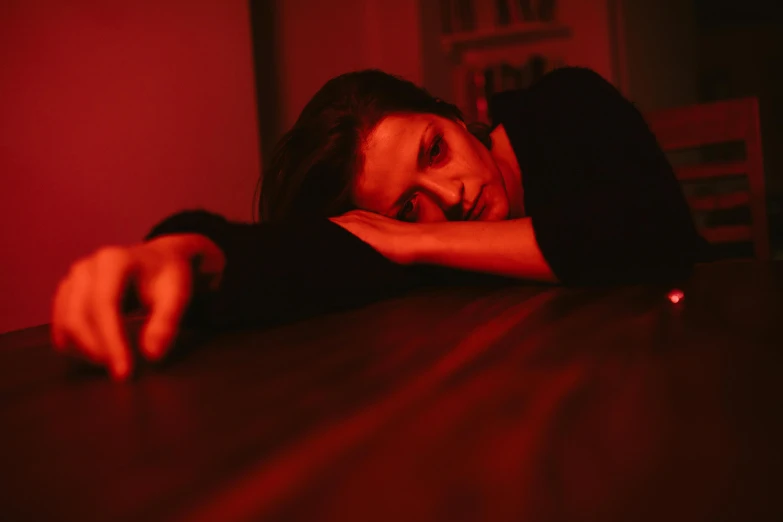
143, 67, 706, 330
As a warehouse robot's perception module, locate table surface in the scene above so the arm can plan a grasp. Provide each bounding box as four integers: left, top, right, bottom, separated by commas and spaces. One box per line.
1, 261, 782, 522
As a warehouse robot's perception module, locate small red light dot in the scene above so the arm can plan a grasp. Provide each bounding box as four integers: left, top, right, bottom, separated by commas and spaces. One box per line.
668, 289, 684, 304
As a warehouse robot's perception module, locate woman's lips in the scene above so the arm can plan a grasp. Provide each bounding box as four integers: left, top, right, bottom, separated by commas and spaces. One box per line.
467, 188, 484, 220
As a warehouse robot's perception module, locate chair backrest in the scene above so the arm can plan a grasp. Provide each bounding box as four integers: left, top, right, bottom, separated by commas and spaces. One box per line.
645, 97, 769, 260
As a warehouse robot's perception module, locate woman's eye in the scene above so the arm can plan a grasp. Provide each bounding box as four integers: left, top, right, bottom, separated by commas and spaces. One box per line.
398, 196, 418, 222
429, 135, 445, 165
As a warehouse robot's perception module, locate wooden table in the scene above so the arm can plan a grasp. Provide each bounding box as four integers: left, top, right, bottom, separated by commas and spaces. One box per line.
2, 261, 782, 522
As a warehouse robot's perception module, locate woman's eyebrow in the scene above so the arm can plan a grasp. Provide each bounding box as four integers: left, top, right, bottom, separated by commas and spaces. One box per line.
416, 122, 433, 171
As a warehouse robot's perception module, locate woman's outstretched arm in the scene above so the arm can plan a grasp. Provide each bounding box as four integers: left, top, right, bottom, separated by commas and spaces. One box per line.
143, 210, 424, 330
53, 211, 427, 379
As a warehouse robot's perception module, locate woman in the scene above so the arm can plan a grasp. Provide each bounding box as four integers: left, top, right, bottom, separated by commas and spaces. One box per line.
51, 67, 706, 380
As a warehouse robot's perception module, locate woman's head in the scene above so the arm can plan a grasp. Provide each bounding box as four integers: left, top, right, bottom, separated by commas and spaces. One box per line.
256, 70, 513, 223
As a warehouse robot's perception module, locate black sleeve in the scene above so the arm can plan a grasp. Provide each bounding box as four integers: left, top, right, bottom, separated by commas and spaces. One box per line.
141, 211, 423, 330
497, 67, 705, 285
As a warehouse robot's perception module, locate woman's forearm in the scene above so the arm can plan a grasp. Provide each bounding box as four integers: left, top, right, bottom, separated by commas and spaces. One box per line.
414, 218, 558, 283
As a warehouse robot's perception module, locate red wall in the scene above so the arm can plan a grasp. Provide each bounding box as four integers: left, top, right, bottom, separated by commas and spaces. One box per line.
621, 0, 698, 111
278, 0, 421, 129
0, 0, 261, 333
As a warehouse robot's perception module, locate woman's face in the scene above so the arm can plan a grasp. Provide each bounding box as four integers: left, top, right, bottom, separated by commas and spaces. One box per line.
352, 113, 517, 223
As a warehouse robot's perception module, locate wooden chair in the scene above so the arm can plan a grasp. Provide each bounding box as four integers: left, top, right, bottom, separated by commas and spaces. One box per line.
645, 97, 770, 261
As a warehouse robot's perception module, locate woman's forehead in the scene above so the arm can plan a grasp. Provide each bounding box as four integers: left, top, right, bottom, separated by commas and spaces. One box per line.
353, 114, 432, 210
366, 113, 431, 157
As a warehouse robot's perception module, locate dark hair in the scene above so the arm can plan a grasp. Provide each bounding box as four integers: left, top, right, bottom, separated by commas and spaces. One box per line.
254, 69, 491, 223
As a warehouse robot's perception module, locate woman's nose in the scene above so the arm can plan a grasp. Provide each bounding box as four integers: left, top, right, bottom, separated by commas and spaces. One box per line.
425, 179, 465, 219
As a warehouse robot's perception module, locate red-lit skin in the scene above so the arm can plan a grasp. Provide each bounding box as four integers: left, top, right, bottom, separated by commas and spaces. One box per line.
354, 114, 522, 224
51, 234, 224, 380
330, 114, 556, 281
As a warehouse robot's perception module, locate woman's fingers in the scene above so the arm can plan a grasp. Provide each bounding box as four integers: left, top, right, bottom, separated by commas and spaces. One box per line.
139, 259, 192, 361
61, 266, 104, 364
52, 240, 198, 379
90, 247, 135, 380
52, 265, 103, 363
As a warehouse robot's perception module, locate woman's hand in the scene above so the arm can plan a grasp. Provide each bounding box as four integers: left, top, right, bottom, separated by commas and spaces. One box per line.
51, 234, 224, 380
329, 210, 421, 265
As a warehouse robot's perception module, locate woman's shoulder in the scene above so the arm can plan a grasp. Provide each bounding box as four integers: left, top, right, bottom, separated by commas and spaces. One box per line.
490, 67, 620, 122
536, 66, 608, 85
528, 67, 622, 103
